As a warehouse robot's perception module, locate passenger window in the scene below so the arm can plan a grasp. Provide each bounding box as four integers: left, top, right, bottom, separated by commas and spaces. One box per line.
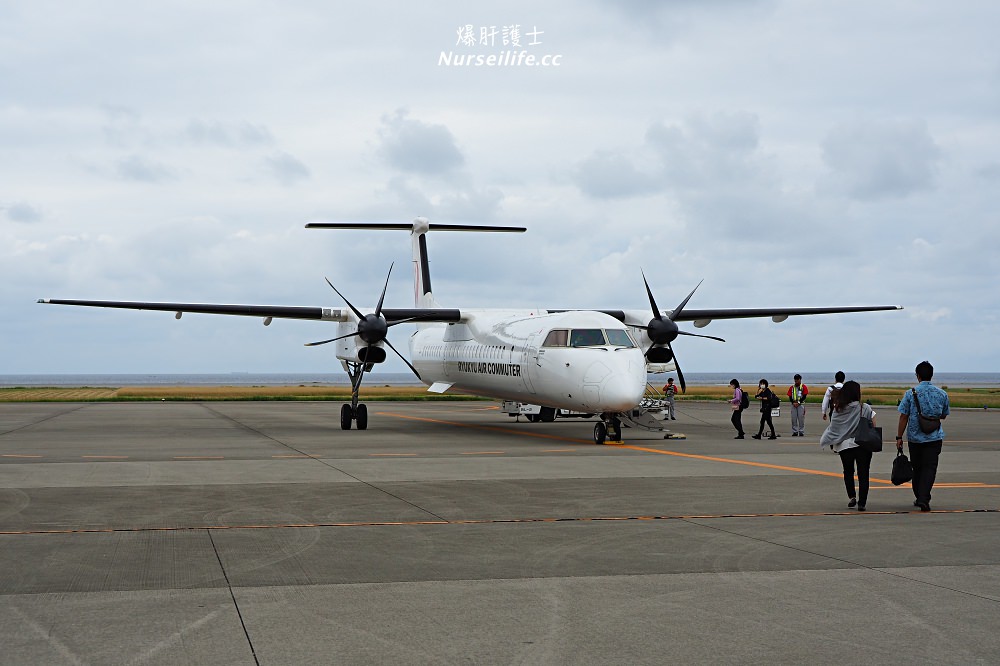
570, 329, 607, 347
605, 329, 635, 348
542, 329, 569, 347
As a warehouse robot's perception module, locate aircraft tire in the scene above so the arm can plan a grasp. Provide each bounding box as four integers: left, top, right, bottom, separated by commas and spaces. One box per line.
593, 422, 607, 445
356, 403, 368, 430
340, 403, 353, 430
540, 407, 556, 422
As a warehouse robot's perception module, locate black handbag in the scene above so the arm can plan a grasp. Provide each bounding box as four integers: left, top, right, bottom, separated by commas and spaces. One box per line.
854, 405, 882, 452
891, 451, 914, 486
911, 389, 942, 434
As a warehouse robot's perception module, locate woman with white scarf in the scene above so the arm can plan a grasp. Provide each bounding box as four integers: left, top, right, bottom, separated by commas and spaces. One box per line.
820, 380, 877, 511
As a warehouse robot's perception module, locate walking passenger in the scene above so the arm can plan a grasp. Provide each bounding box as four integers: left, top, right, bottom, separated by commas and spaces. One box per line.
729, 379, 746, 439
752, 379, 777, 440
896, 361, 950, 512
820, 381, 876, 511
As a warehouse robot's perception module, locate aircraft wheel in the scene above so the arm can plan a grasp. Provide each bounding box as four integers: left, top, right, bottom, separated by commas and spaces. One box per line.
340, 403, 353, 430
526, 414, 538, 423
593, 422, 607, 445
540, 407, 556, 422
356, 403, 368, 430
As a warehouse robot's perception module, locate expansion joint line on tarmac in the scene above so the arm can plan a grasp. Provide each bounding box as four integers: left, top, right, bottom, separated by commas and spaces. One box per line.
195, 404, 449, 523
0, 404, 90, 437
677, 515, 1000, 607
207, 529, 260, 666
4, 509, 997, 537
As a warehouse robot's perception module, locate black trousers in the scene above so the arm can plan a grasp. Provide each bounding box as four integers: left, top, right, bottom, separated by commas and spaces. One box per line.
731, 408, 744, 435
757, 411, 774, 437
838, 446, 873, 505
909, 440, 943, 504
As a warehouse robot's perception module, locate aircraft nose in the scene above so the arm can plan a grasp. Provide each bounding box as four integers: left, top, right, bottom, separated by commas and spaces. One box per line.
582, 354, 645, 412
600, 371, 646, 412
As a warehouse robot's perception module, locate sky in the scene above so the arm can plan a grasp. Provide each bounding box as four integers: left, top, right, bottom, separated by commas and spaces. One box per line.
3, 0, 999, 376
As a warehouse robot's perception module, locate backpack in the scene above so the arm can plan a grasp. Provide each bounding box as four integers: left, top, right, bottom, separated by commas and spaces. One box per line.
768, 392, 780, 409
827, 385, 840, 415
739, 389, 750, 410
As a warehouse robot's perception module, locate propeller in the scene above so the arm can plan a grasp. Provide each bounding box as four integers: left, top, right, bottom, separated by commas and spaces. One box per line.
304, 263, 422, 381
635, 271, 725, 393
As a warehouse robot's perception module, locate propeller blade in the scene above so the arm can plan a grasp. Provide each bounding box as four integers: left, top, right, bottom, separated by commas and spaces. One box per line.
385, 317, 420, 328
304, 331, 359, 347
669, 343, 686, 393
384, 338, 421, 381
668, 279, 704, 321
324, 277, 365, 321
374, 262, 394, 318
677, 330, 726, 343
641, 270, 663, 320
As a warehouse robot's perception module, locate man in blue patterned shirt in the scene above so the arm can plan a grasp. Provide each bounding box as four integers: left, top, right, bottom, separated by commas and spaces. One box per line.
896, 360, 950, 511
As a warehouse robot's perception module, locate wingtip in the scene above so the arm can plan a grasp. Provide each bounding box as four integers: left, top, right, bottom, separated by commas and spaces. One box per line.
37, 298, 48, 304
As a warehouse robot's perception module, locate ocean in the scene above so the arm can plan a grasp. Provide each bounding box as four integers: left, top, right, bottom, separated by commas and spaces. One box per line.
2, 372, 998, 388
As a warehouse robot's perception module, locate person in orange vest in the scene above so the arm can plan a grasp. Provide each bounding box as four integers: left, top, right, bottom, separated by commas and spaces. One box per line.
662, 377, 678, 420
787, 374, 809, 436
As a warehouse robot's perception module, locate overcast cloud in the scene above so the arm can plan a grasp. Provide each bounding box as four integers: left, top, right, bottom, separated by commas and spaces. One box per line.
2, 0, 999, 375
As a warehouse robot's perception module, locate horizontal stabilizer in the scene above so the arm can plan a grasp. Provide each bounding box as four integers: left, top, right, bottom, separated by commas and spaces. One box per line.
306, 222, 526, 233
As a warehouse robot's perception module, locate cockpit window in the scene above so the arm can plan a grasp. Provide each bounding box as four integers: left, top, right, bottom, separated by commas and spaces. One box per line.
570, 329, 607, 347
605, 329, 635, 348
542, 329, 569, 347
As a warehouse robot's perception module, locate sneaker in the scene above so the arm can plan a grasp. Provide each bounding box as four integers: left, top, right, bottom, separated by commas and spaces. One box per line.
848, 498, 857, 508
767, 435, 777, 440
858, 505, 866, 512
917, 502, 930, 512
751, 434, 762, 440
734, 435, 745, 439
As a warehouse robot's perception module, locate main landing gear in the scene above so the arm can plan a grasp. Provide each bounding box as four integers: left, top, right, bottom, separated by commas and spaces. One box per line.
593, 413, 623, 445
340, 361, 371, 431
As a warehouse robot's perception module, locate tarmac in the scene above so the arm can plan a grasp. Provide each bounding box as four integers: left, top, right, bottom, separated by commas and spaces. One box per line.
1, 398, 998, 664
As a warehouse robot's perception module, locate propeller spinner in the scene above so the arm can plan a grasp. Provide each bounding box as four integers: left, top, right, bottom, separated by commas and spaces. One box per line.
304, 263, 421, 380
635, 271, 724, 393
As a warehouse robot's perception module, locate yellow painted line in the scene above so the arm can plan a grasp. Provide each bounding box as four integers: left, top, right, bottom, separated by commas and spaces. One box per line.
613, 443, 896, 484
542, 449, 578, 453
461, 451, 505, 455
369, 453, 418, 457
2, 454, 43, 458
82, 455, 129, 459
271, 455, 312, 458
173, 456, 225, 460
871, 483, 1000, 490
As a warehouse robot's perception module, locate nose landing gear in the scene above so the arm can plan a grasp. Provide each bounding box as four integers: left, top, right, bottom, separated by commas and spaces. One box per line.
593, 413, 623, 444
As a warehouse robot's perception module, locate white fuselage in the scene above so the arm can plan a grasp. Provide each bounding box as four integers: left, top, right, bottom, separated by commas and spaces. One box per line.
410, 309, 647, 413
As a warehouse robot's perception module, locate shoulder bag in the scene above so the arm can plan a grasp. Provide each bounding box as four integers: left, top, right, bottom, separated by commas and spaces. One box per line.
854, 404, 882, 452
911, 388, 942, 434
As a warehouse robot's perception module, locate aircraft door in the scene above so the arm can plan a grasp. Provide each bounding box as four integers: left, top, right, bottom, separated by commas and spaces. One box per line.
521, 332, 539, 393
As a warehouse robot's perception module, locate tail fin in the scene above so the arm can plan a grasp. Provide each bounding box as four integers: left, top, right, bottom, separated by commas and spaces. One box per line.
306, 218, 526, 308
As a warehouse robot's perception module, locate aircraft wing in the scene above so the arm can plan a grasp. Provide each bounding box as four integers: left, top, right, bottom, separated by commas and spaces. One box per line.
37, 299, 463, 323
669, 305, 903, 322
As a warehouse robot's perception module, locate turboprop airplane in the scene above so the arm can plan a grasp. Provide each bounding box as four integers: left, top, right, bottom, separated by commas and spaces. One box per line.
39, 218, 902, 444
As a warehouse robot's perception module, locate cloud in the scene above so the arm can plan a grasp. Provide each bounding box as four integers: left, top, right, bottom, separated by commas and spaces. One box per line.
115, 154, 176, 182
3, 201, 42, 223
376, 109, 465, 175
263, 151, 310, 185
820, 119, 942, 201
572, 150, 660, 199
182, 119, 274, 148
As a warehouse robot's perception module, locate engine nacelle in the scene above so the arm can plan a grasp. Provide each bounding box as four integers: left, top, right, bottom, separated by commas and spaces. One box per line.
332, 321, 387, 364
645, 346, 674, 364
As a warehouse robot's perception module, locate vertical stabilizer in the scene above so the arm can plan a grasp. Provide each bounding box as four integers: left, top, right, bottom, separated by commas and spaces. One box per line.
410, 217, 437, 308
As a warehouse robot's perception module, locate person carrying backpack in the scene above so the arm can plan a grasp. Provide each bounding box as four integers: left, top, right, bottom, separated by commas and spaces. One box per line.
729, 379, 746, 439
822, 371, 846, 421
752, 379, 778, 440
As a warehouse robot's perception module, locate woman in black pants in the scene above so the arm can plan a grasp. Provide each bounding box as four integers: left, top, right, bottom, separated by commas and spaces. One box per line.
729, 379, 746, 438
752, 379, 777, 439
820, 381, 877, 510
